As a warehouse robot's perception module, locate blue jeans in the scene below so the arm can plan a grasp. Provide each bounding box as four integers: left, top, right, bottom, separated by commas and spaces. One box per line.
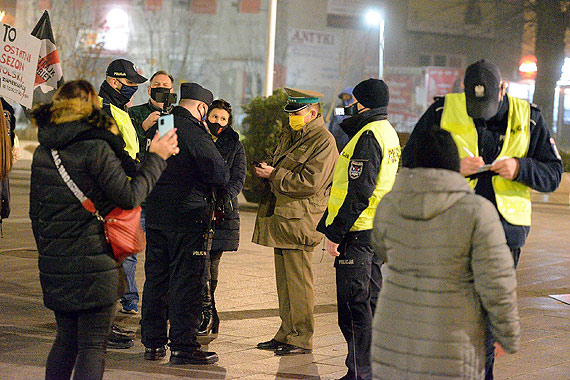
45, 305, 114, 380
120, 210, 145, 306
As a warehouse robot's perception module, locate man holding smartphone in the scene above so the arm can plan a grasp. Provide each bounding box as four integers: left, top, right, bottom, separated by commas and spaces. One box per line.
141, 83, 229, 365
128, 70, 176, 162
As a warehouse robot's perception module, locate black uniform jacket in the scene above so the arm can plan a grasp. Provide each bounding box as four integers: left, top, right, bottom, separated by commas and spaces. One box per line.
145, 106, 229, 232
317, 109, 385, 245
403, 96, 563, 249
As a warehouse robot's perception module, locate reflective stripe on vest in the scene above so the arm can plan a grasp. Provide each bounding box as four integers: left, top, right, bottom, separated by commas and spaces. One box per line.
326, 119, 400, 231
441, 93, 531, 226
99, 97, 139, 159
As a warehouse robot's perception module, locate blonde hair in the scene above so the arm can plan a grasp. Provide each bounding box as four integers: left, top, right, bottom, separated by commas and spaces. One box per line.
0, 101, 13, 179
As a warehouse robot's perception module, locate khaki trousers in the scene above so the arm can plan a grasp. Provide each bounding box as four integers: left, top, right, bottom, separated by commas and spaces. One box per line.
273, 247, 315, 349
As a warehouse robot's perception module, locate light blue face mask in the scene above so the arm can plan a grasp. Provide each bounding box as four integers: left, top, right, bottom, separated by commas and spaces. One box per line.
120, 84, 138, 100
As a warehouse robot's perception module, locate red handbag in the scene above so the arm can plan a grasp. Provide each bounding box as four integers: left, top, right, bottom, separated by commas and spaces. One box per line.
51, 149, 145, 261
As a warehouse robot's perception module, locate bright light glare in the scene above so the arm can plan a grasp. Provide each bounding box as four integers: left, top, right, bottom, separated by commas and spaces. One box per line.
106, 8, 129, 30
365, 10, 382, 26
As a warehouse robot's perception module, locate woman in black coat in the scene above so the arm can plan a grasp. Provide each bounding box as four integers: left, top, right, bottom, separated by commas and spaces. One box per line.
29, 80, 178, 380
198, 99, 246, 336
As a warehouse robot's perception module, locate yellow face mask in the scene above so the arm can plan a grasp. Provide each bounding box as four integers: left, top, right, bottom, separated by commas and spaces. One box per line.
288, 110, 310, 130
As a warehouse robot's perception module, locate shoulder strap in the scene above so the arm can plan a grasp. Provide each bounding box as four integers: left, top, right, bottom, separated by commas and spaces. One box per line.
50, 149, 103, 220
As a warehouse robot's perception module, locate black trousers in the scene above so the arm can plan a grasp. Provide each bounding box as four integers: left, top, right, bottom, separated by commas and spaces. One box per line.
484, 247, 521, 380
141, 228, 208, 352
45, 305, 114, 380
335, 232, 382, 380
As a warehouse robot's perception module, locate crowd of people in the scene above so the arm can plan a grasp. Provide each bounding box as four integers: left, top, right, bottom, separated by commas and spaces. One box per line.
0, 56, 563, 380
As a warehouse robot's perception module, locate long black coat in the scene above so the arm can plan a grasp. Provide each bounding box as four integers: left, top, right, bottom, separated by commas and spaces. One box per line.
30, 99, 166, 312
212, 127, 246, 252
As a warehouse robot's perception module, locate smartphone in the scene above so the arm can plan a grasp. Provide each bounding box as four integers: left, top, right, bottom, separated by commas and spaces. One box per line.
334, 107, 345, 116
251, 160, 262, 168
158, 114, 174, 137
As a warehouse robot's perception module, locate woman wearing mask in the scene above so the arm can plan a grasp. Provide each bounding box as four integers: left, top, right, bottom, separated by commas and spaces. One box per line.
29, 80, 179, 380
198, 99, 246, 336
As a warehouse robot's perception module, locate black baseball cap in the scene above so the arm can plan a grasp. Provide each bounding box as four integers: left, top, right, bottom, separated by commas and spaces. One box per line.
106, 59, 147, 84
464, 59, 502, 120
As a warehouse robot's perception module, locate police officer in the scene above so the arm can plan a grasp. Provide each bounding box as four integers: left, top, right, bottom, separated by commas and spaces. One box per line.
99, 58, 148, 348
404, 59, 563, 380
253, 88, 338, 356
317, 79, 400, 380
141, 83, 229, 365
98, 58, 147, 160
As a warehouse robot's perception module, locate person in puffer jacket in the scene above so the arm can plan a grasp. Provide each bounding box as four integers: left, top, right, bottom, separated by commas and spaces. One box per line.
370, 127, 520, 380
29, 80, 178, 380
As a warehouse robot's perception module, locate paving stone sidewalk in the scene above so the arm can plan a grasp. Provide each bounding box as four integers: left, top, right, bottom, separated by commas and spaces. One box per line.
1, 160, 570, 379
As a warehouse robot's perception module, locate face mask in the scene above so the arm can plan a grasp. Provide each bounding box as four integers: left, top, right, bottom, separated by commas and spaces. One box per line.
120, 83, 138, 100
344, 102, 359, 116
206, 120, 225, 136
150, 87, 171, 102
289, 110, 310, 130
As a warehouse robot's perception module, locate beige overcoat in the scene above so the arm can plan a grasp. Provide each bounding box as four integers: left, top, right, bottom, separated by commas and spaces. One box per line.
252, 116, 338, 250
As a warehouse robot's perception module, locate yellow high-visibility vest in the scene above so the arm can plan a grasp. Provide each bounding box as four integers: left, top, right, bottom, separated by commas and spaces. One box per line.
441, 93, 531, 226
99, 97, 139, 159
326, 119, 400, 231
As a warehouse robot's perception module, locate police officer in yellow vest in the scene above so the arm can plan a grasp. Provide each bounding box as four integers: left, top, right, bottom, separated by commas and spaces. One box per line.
98, 58, 147, 349
317, 79, 400, 380
404, 59, 563, 380
99, 59, 147, 160
253, 88, 338, 356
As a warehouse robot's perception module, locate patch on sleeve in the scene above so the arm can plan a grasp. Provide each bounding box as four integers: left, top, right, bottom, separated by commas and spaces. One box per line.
550, 138, 562, 160
349, 160, 364, 179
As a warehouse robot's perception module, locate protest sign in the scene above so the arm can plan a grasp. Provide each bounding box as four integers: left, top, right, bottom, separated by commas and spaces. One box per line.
0, 23, 41, 108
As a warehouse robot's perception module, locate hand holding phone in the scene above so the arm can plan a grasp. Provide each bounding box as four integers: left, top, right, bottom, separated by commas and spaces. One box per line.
158, 114, 174, 137
251, 160, 262, 168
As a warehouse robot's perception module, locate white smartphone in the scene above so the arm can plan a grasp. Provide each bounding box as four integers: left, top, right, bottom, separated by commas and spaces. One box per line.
158, 114, 174, 137
334, 107, 345, 116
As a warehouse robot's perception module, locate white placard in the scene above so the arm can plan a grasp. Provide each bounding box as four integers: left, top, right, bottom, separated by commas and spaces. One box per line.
0, 23, 41, 108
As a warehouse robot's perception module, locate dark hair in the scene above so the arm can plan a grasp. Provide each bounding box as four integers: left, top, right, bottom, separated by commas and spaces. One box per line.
402, 126, 460, 172
208, 99, 233, 126
149, 70, 174, 85
53, 80, 98, 106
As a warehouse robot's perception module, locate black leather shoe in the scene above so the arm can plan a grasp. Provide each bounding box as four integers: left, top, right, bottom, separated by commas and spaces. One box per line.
256, 338, 285, 351
274, 343, 312, 356
144, 346, 167, 361
107, 330, 134, 349
169, 349, 218, 365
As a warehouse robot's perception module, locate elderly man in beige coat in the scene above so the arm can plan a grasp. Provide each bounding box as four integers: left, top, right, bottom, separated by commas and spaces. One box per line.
370, 127, 520, 380
252, 88, 338, 355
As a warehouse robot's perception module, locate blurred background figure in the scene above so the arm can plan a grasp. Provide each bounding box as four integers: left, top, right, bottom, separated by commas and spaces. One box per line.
328, 87, 354, 152
0, 98, 17, 235
197, 99, 247, 337
29, 79, 177, 380
371, 127, 520, 380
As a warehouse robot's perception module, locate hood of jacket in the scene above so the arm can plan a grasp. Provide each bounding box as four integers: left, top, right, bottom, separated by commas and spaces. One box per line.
387, 167, 473, 220
32, 98, 118, 149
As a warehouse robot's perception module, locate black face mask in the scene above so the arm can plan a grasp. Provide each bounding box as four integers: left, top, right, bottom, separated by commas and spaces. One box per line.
206, 120, 225, 136
344, 102, 359, 116
150, 87, 171, 102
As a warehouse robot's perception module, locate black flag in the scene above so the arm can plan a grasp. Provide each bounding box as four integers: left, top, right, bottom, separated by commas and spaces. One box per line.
31, 10, 64, 105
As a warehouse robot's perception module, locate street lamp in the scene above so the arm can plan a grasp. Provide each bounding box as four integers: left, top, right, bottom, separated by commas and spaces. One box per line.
365, 9, 385, 79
